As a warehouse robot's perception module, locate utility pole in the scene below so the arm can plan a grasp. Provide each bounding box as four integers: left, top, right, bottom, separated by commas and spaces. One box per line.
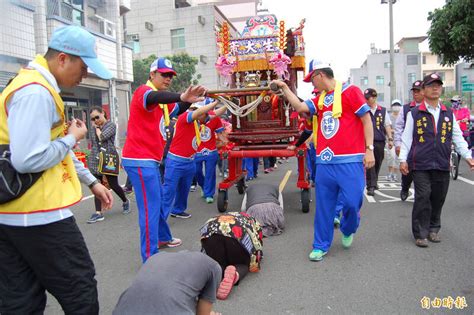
388, 0, 396, 102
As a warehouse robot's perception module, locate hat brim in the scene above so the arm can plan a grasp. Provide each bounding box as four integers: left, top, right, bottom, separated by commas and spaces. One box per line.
423, 79, 443, 87
303, 70, 316, 83
410, 87, 422, 91
157, 69, 177, 76
82, 56, 112, 80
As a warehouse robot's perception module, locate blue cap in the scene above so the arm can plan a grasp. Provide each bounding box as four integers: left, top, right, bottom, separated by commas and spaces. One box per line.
48, 25, 112, 80
303, 59, 331, 82
149, 57, 177, 75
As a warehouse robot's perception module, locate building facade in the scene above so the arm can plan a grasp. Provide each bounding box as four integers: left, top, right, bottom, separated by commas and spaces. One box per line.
350, 37, 426, 106
421, 51, 455, 94
126, 0, 258, 89
350, 37, 462, 107
0, 0, 134, 148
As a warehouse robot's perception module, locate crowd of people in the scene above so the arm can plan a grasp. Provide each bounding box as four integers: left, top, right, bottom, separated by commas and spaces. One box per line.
0, 25, 473, 314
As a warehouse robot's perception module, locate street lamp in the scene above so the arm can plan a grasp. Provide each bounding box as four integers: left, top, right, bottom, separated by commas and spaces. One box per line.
382, 0, 396, 102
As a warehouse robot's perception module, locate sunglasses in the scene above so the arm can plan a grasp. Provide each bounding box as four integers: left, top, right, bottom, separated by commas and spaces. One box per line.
159, 72, 175, 79
91, 115, 100, 121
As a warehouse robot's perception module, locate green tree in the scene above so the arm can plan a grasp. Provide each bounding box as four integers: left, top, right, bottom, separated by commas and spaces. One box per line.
131, 54, 157, 91
427, 0, 474, 66
165, 52, 201, 93
131, 53, 201, 92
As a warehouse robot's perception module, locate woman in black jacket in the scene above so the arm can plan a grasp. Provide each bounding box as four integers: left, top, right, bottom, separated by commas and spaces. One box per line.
87, 106, 129, 223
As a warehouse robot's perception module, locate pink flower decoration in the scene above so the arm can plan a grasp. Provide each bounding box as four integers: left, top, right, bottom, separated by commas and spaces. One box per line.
269, 50, 292, 80
215, 55, 236, 85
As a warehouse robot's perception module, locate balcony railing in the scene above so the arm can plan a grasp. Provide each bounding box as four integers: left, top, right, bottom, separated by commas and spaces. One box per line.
47, 0, 84, 26
87, 14, 116, 38
47, 0, 116, 39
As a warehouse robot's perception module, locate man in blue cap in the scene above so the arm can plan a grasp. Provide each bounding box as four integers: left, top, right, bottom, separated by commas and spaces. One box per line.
122, 57, 206, 261
0, 25, 113, 314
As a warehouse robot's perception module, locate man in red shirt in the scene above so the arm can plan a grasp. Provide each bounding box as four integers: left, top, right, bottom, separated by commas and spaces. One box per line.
162, 101, 219, 219
272, 60, 375, 262
122, 57, 205, 262
194, 100, 227, 203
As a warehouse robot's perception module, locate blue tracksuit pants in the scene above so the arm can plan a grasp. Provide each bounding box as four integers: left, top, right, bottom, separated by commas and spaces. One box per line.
243, 157, 259, 179
162, 156, 196, 216
335, 191, 343, 219
195, 151, 219, 198
306, 143, 316, 183
313, 163, 365, 252
124, 165, 172, 263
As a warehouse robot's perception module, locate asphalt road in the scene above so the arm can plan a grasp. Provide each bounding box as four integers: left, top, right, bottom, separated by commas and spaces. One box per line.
45, 157, 474, 314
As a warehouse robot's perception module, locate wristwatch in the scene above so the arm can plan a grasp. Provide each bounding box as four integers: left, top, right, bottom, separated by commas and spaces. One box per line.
88, 179, 100, 189
366, 144, 374, 151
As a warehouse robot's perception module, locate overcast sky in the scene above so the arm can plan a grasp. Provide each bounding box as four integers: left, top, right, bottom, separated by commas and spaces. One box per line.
261, 0, 447, 96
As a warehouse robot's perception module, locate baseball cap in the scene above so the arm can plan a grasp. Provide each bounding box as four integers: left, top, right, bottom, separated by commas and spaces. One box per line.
48, 25, 112, 80
391, 99, 402, 106
411, 80, 423, 90
450, 95, 461, 102
303, 59, 331, 82
364, 88, 377, 99
149, 57, 177, 75
422, 72, 443, 87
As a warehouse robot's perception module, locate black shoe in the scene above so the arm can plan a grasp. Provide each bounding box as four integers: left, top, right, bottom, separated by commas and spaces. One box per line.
367, 188, 375, 196
400, 190, 409, 201
170, 212, 192, 219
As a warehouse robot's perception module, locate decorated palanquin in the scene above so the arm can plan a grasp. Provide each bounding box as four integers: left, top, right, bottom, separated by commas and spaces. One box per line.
211, 15, 310, 213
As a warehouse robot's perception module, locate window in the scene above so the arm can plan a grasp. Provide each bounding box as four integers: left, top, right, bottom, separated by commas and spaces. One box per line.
408, 73, 416, 85
377, 93, 384, 102
422, 55, 426, 64
376, 75, 384, 86
171, 28, 185, 49
384, 62, 390, 68
360, 76, 368, 86
407, 55, 418, 65
62, 0, 84, 26
437, 55, 443, 64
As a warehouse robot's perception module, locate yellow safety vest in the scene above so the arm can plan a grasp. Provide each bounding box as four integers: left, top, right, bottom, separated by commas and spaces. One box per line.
0, 55, 82, 214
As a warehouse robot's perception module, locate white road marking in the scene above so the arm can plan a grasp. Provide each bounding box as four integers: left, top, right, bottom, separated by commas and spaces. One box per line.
457, 176, 474, 185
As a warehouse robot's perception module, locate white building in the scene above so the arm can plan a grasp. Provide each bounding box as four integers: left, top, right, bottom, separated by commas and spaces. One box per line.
126, 0, 258, 89
350, 36, 462, 106
350, 37, 426, 106
421, 51, 456, 93
0, 0, 134, 147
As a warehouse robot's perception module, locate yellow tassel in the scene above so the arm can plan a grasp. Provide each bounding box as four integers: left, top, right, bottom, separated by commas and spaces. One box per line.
194, 121, 201, 146
146, 80, 170, 127
312, 115, 318, 147
312, 81, 343, 146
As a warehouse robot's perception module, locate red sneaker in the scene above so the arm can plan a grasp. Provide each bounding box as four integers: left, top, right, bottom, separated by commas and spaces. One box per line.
217, 265, 237, 300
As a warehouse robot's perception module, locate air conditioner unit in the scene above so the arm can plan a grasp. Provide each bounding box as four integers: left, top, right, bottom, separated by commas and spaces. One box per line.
198, 15, 206, 26
128, 34, 140, 41
145, 22, 154, 32
199, 55, 207, 64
